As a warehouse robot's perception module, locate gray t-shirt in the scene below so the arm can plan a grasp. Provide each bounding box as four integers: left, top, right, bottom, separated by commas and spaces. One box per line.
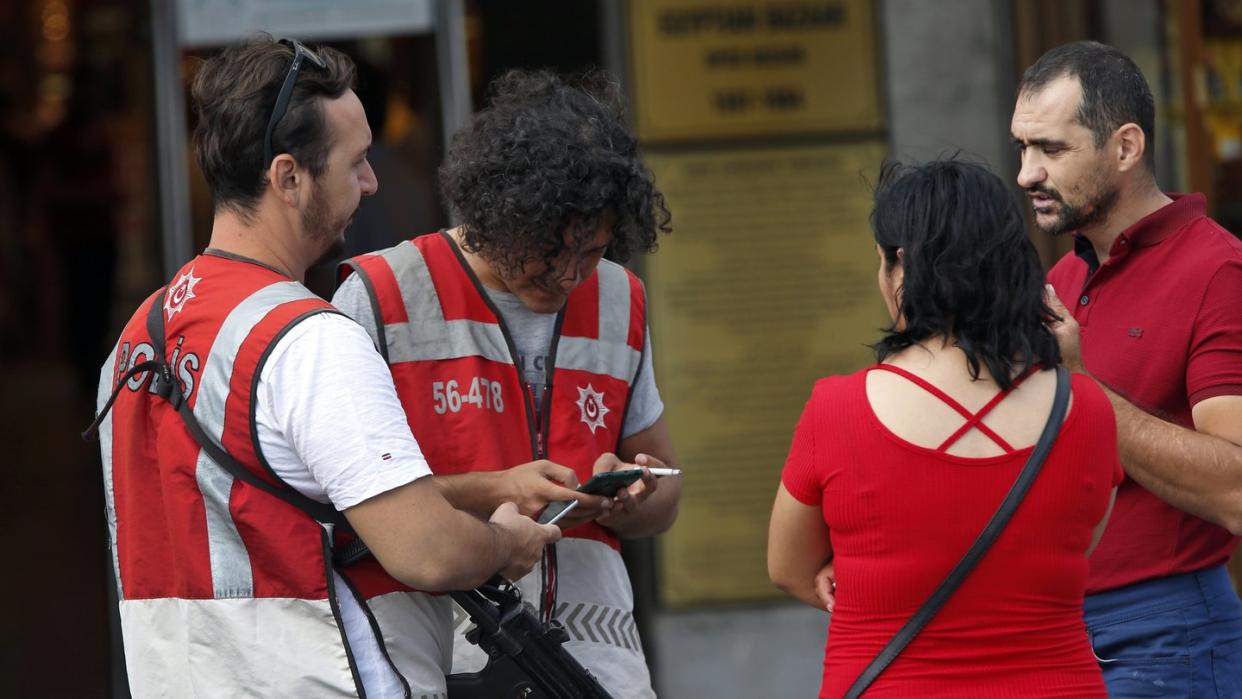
333, 274, 663, 440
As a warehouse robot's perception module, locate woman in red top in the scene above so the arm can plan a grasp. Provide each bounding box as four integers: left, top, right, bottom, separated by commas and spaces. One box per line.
768, 159, 1123, 698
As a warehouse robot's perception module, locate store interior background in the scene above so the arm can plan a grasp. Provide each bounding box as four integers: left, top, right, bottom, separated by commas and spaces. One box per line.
2, 1, 1241, 696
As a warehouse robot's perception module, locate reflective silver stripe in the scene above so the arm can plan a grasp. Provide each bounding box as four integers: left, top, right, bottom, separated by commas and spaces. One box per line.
193, 282, 314, 431
378, 244, 640, 381
596, 260, 631, 346
97, 342, 123, 599
385, 318, 509, 364
553, 602, 641, 652
454, 599, 639, 650
193, 281, 319, 599
558, 261, 641, 381
557, 336, 641, 383
381, 240, 511, 364
193, 449, 251, 597
388, 240, 445, 326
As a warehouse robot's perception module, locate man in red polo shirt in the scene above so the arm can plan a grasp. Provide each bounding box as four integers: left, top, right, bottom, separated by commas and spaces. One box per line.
1011, 41, 1242, 696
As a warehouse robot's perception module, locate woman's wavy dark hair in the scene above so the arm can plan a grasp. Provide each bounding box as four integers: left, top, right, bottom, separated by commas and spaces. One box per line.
439, 69, 671, 275
871, 157, 1061, 389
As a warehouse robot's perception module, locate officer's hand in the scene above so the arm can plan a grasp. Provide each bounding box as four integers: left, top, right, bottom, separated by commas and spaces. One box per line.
594, 453, 659, 527
504, 460, 611, 527
1044, 285, 1084, 373
502, 460, 596, 515
488, 502, 561, 581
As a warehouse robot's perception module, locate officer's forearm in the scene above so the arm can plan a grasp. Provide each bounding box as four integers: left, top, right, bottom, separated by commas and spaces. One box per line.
433, 472, 509, 517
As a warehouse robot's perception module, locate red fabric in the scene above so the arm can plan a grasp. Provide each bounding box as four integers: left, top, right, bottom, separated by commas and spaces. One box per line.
782, 368, 1121, 698
560, 272, 600, 339
869, 363, 1037, 452
1047, 193, 1242, 594
348, 233, 647, 551
422, 234, 496, 323
354, 254, 408, 324
108, 255, 411, 602
110, 257, 331, 599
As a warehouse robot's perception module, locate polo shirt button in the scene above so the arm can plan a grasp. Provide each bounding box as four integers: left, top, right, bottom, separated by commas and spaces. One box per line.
1079, 295, 1090, 306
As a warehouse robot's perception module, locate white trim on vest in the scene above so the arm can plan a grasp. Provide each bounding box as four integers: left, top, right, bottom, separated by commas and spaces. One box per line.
119, 596, 357, 698
97, 341, 123, 598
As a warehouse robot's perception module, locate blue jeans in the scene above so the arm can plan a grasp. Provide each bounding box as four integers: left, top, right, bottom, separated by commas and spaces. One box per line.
1085, 565, 1242, 698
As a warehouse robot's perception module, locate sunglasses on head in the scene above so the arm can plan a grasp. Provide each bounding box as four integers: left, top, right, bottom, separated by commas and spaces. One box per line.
263, 38, 327, 167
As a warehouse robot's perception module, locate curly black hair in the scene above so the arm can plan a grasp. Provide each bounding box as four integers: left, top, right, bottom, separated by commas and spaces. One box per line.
439, 69, 671, 275
871, 157, 1061, 389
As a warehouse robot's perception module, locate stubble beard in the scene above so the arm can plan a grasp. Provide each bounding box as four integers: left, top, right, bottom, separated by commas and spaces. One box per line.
1032, 168, 1120, 237
301, 182, 354, 266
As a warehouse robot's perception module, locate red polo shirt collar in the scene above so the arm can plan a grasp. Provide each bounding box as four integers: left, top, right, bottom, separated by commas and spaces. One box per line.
1073, 193, 1206, 266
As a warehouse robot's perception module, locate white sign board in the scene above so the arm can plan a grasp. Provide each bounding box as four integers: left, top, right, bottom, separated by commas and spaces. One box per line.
177, 0, 434, 47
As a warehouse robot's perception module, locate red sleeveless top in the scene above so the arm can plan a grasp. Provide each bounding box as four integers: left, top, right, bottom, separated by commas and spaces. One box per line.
782, 366, 1123, 698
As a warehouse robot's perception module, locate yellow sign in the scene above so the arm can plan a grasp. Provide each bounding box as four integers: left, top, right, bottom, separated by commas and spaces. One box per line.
629, 0, 882, 142
645, 140, 889, 606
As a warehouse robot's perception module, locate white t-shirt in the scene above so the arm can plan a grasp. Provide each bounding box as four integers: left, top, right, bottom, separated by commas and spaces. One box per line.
255, 312, 431, 698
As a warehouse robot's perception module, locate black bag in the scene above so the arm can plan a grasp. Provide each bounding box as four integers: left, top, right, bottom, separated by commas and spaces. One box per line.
843, 366, 1071, 699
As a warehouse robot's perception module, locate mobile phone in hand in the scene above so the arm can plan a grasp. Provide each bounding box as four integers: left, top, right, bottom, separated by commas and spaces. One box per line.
535, 468, 645, 525
537, 499, 579, 525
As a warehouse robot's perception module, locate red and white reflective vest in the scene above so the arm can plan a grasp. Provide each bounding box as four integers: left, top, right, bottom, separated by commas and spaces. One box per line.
96, 253, 430, 698
341, 232, 647, 549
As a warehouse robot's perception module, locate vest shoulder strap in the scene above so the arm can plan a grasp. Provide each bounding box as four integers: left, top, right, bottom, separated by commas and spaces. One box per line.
142, 286, 353, 529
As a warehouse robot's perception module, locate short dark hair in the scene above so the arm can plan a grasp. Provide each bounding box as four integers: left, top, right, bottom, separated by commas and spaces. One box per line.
439, 69, 671, 275
1019, 41, 1156, 169
871, 158, 1061, 389
191, 36, 356, 218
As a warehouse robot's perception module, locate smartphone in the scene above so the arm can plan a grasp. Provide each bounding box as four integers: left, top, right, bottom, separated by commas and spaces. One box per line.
535, 468, 646, 524
538, 499, 578, 526
576, 468, 644, 496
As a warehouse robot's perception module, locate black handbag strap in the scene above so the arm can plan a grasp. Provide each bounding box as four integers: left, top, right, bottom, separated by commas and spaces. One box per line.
843, 365, 1071, 699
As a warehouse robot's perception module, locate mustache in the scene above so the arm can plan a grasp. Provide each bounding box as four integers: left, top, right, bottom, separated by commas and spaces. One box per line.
1025, 185, 1063, 202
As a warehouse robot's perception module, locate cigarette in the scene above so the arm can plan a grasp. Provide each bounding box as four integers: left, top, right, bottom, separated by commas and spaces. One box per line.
647, 468, 682, 477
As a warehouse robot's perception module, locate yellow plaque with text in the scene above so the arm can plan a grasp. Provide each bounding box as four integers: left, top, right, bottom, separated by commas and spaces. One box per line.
646, 140, 889, 606
629, 0, 882, 142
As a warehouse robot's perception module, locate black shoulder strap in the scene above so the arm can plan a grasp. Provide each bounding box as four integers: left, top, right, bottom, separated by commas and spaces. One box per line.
843, 366, 1071, 699
132, 287, 351, 529
81, 290, 355, 531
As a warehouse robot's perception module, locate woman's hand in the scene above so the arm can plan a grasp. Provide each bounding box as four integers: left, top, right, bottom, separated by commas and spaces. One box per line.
813, 561, 837, 612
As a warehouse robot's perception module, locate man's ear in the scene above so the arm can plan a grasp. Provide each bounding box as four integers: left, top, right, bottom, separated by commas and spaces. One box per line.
268, 154, 302, 206
1115, 123, 1146, 173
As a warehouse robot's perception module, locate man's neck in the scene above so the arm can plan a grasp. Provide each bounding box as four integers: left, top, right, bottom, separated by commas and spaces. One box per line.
1079, 182, 1173, 264
206, 206, 308, 282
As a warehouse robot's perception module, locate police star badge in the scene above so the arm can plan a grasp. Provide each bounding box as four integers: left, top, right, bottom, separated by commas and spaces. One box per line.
164, 267, 201, 320
575, 383, 610, 434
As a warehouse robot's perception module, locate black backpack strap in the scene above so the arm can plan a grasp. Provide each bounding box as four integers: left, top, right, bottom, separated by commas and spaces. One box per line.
843, 366, 1071, 699
84, 287, 352, 532
143, 288, 352, 529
